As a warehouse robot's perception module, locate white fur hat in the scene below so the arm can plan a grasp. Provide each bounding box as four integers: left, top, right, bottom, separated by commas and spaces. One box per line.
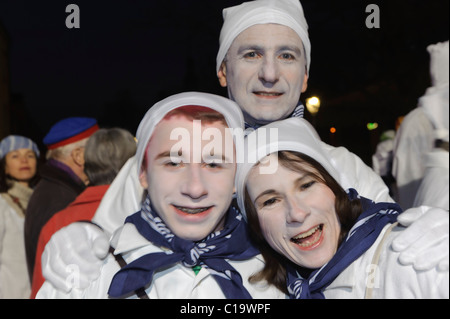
216, 0, 311, 74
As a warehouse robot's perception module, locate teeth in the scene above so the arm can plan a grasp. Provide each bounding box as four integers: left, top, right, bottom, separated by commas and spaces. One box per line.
257, 92, 281, 96
293, 224, 322, 240
175, 206, 209, 214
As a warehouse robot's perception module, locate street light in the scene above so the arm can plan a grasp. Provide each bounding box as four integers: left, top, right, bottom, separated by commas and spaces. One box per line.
367, 122, 379, 131
306, 96, 321, 115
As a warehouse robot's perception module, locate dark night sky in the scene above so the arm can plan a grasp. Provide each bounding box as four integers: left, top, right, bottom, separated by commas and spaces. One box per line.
0, 0, 449, 164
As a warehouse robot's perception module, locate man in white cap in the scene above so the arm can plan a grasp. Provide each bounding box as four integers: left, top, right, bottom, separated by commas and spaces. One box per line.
217, 0, 311, 128
216, 0, 392, 202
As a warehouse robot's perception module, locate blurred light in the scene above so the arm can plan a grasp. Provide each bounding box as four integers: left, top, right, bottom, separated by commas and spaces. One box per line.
330, 127, 337, 134
306, 96, 321, 115
395, 116, 405, 130
367, 122, 379, 131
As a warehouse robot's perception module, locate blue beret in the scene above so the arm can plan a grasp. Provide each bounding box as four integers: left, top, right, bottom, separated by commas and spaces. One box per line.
43, 117, 99, 149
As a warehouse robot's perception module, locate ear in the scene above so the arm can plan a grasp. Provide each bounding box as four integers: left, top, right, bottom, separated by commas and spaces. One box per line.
139, 169, 149, 189
301, 72, 309, 93
72, 147, 85, 166
217, 62, 228, 87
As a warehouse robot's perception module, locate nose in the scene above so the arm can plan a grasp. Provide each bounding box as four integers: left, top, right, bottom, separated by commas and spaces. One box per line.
20, 155, 29, 163
285, 196, 310, 224
258, 57, 279, 85
180, 164, 208, 200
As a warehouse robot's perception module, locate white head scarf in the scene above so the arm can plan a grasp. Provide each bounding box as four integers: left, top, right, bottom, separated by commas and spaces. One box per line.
216, 0, 311, 74
93, 92, 244, 233
235, 117, 341, 220
420, 40, 449, 143
428, 40, 449, 88
135, 92, 244, 175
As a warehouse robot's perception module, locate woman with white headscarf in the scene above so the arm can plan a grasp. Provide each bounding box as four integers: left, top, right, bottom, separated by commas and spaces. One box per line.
236, 118, 449, 299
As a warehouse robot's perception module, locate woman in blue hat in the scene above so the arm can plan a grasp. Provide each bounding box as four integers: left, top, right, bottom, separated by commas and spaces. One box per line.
0, 135, 40, 298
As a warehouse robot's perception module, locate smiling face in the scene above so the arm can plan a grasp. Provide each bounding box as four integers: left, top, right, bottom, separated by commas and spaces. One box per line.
4, 148, 38, 185
246, 153, 341, 269
139, 114, 237, 241
218, 24, 308, 126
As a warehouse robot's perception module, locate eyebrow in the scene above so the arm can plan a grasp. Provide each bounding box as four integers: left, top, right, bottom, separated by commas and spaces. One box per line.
204, 153, 234, 163
277, 45, 303, 56
156, 151, 233, 163
237, 45, 302, 56
252, 173, 314, 204
237, 45, 264, 55
155, 151, 173, 160
253, 189, 278, 205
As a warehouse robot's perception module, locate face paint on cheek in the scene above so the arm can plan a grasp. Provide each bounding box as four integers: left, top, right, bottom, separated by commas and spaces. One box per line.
257, 209, 281, 251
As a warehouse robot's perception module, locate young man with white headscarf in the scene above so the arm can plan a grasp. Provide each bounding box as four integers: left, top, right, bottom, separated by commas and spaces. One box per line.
39, 0, 448, 294
37, 92, 285, 299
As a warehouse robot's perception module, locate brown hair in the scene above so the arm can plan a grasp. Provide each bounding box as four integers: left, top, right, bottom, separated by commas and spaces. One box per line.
245, 151, 362, 293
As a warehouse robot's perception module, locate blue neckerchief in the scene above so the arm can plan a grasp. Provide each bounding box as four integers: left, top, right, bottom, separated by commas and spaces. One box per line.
244, 103, 305, 130
108, 195, 260, 299
286, 189, 402, 299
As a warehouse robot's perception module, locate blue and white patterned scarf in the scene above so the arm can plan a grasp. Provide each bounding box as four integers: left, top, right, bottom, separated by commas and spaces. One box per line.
108, 195, 260, 298
244, 103, 305, 130
286, 189, 402, 299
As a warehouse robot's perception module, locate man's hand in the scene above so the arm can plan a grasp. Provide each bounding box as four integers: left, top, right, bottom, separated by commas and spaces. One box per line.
41, 222, 110, 293
392, 206, 449, 272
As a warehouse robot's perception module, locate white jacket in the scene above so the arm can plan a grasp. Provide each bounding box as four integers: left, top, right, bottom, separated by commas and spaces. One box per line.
393, 107, 435, 210
37, 222, 287, 299
414, 150, 449, 210
0, 194, 31, 299
323, 207, 449, 299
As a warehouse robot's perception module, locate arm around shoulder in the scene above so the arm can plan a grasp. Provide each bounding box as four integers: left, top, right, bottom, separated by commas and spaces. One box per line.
321, 142, 393, 203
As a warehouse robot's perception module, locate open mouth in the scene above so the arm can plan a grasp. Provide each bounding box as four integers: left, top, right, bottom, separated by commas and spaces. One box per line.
173, 205, 212, 215
291, 224, 324, 249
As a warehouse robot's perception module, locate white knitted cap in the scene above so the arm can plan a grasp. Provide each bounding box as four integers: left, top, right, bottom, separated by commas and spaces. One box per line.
235, 118, 341, 220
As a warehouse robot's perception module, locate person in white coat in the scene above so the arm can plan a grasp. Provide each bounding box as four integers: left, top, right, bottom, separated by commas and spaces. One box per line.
393, 40, 449, 210
413, 41, 449, 211
236, 118, 448, 299
37, 92, 286, 299
39, 0, 448, 292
